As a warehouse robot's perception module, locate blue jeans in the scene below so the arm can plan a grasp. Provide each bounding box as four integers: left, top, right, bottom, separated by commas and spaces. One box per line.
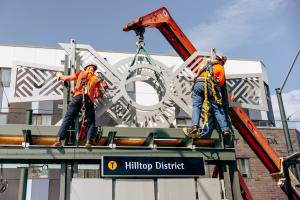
191, 82, 229, 132
57, 94, 95, 140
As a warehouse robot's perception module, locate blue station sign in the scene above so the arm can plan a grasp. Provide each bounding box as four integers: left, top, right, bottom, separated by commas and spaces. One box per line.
101, 156, 205, 177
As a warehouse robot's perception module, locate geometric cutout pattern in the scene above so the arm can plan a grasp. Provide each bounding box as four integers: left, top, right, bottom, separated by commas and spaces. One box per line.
9, 44, 268, 127
15, 67, 63, 97
226, 74, 268, 111
9, 61, 64, 102
227, 77, 260, 105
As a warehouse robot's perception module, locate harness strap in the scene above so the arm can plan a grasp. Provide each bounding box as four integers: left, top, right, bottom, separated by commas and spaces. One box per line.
203, 72, 209, 124
209, 79, 223, 105
78, 92, 87, 141
75, 72, 83, 89
198, 68, 223, 135
86, 76, 99, 97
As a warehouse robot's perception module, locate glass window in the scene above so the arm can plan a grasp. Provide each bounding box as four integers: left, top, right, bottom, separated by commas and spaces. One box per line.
0, 68, 11, 87
237, 158, 251, 178
0, 114, 7, 124
32, 115, 52, 126
33, 115, 41, 125
42, 115, 52, 125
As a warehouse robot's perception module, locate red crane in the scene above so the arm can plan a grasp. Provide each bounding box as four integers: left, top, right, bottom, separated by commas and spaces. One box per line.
123, 7, 299, 199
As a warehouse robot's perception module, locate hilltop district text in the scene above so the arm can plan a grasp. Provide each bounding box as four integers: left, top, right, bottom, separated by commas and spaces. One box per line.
125, 161, 185, 171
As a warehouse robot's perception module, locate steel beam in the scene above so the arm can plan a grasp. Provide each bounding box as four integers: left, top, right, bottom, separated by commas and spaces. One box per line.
59, 162, 67, 200
220, 164, 233, 200
230, 162, 242, 200
17, 167, 28, 200
0, 147, 236, 164
17, 110, 32, 200
0, 125, 222, 138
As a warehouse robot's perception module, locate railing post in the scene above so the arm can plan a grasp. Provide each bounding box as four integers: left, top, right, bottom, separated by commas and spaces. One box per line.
59, 162, 67, 200
17, 109, 32, 200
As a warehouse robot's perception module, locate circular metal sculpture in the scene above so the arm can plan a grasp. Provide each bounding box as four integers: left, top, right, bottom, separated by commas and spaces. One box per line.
104, 57, 178, 128
60, 44, 197, 128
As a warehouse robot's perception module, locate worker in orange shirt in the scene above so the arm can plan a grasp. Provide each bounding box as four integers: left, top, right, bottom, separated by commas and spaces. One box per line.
53, 64, 107, 147
187, 55, 230, 136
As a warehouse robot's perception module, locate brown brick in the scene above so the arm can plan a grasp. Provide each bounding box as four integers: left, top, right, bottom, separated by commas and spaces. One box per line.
235, 128, 299, 199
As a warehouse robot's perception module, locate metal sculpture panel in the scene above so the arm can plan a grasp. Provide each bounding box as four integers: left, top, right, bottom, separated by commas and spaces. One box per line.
8, 44, 268, 127
9, 61, 64, 102
226, 73, 268, 111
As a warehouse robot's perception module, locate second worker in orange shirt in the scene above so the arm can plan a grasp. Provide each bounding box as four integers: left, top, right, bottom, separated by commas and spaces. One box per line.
188, 55, 230, 136
53, 64, 107, 147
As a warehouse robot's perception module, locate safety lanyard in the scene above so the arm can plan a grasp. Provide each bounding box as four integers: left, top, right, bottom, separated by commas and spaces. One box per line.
199, 70, 223, 135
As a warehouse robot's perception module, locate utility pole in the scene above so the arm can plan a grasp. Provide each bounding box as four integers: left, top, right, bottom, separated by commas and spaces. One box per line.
276, 49, 300, 155
275, 88, 293, 154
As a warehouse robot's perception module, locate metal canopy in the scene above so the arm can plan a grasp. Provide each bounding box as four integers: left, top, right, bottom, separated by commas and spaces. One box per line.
0, 125, 235, 164
0, 146, 236, 164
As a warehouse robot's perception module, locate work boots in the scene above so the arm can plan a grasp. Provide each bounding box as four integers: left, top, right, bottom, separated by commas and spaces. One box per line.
85, 139, 93, 147
188, 125, 199, 135
183, 125, 199, 137
52, 137, 62, 147
222, 130, 231, 137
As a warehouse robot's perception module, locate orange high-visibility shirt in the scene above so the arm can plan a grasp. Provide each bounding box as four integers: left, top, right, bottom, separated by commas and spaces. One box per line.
196, 62, 225, 87
212, 63, 225, 87
73, 71, 100, 102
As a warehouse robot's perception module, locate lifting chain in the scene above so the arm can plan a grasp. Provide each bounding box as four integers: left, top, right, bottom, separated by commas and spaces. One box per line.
129, 27, 154, 67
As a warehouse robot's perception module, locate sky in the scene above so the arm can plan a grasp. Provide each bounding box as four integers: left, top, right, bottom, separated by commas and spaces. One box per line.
0, 0, 300, 128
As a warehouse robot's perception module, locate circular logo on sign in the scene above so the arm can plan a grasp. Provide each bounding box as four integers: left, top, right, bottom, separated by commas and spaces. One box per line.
108, 161, 117, 171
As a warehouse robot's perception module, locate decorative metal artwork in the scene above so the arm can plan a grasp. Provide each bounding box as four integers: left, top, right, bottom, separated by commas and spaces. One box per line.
8, 44, 268, 127
9, 61, 64, 102
226, 73, 267, 111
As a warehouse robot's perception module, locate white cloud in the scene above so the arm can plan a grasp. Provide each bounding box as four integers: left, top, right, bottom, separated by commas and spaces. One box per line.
188, 0, 286, 52
271, 89, 300, 131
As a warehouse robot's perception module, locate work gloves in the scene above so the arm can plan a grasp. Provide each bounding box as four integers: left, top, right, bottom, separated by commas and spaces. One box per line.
56, 72, 63, 81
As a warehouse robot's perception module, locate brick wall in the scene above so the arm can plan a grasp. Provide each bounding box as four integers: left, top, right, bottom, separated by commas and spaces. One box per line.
235, 127, 300, 200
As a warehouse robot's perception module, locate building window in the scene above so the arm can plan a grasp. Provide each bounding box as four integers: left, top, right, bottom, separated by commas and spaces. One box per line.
237, 158, 251, 178
0, 68, 11, 87
32, 115, 52, 126
0, 114, 7, 124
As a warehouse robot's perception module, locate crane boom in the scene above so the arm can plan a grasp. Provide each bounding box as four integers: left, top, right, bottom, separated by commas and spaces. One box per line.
123, 6, 282, 175
123, 7, 201, 72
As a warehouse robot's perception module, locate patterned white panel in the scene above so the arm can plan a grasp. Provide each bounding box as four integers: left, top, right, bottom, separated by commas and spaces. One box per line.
9, 61, 64, 102
226, 73, 268, 111
7, 46, 269, 128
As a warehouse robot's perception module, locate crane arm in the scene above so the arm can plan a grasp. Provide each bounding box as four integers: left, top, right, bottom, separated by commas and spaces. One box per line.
123, 7, 200, 71
230, 106, 282, 173
123, 6, 282, 175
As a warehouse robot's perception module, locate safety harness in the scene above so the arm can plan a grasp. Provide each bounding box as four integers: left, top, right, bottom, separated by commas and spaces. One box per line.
195, 61, 223, 135
75, 71, 100, 142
